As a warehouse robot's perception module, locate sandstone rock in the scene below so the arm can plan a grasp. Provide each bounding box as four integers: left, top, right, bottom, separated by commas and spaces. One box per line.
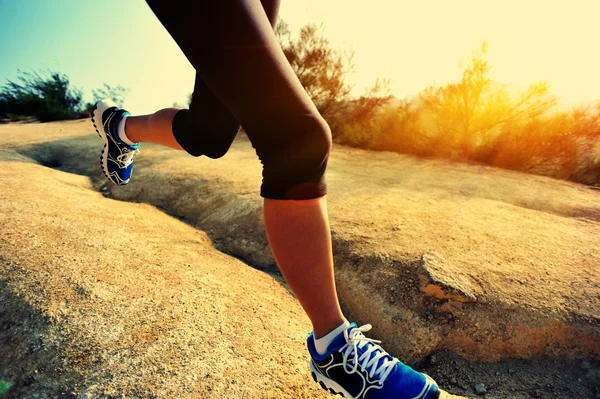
3, 119, 599, 396
417, 251, 476, 303
0, 152, 468, 398
6, 121, 600, 364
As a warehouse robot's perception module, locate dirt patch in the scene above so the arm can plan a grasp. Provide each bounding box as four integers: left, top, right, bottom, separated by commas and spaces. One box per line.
425, 349, 600, 398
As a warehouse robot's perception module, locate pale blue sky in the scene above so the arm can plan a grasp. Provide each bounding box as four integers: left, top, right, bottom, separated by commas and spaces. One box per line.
2, 0, 599, 115
0, 0, 193, 114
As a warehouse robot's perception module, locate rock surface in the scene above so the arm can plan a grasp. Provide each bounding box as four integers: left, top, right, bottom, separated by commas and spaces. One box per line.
6, 119, 597, 363
0, 153, 326, 397
2, 119, 600, 397
0, 123, 471, 398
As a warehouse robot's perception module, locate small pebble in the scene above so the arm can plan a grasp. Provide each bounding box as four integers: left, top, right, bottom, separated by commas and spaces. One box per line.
475, 383, 487, 395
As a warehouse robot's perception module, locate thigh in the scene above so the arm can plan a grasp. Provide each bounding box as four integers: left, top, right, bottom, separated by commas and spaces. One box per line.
149, 0, 285, 153
145, 0, 319, 139
185, 0, 281, 122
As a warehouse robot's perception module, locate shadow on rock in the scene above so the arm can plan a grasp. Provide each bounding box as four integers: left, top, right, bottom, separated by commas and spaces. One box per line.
0, 276, 80, 399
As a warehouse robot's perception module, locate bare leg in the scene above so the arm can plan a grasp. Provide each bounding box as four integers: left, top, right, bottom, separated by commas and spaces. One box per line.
128, 114, 345, 337
126, 108, 183, 150
264, 196, 345, 338
139, 1, 441, 395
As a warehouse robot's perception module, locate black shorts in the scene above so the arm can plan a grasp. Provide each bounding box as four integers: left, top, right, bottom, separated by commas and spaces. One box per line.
145, 0, 332, 200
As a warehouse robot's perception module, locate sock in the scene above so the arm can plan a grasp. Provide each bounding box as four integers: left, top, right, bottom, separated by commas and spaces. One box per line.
117, 114, 137, 145
314, 319, 351, 355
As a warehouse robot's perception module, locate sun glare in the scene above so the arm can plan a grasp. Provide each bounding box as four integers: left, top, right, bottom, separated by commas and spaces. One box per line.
281, 0, 600, 106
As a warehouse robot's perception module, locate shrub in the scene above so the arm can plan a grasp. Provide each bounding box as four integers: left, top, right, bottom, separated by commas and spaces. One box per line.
0, 69, 84, 122
419, 43, 556, 161
370, 100, 434, 157
342, 42, 599, 186
276, 21, 355, 136
91, 83, 130, 107
335, 79, 393, 148
276, 20, 396, 142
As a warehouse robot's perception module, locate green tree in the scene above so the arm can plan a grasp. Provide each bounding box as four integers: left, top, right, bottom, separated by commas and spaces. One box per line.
92, 83, 130, 106
0, 97, 8, 119
0, 69, 83, 121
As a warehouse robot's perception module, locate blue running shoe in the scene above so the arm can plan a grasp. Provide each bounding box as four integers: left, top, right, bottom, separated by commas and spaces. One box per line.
91, 99, 140, 185
308, 323, 440, 399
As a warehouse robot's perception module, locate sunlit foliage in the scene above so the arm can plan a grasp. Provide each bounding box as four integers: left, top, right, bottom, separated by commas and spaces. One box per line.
276, 21, 389, 137
0, 69, 83, 122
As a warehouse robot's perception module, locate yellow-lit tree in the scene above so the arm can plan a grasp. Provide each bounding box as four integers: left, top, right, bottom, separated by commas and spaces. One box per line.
276, 21, 354, 135
420, 42, 556, 161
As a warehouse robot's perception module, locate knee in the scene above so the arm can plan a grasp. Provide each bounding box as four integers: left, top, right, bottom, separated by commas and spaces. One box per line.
286, 115, 332, 167
202, 137, 236, 159
172, 109, 240, 158
199, 123, 241, 159
274, 114, 332, 171
258, 114, 332, 200
310, 116, 333, 164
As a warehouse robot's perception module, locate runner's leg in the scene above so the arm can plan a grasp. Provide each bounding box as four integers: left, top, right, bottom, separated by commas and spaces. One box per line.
145, 0, 345, 336
138, 4, 442, 397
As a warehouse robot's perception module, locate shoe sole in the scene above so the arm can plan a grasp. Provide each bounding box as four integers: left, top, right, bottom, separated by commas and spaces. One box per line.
91, 102, 111, 182
309, 361, 440, 399
309, 361, 351, 398
91, 102, 128, 185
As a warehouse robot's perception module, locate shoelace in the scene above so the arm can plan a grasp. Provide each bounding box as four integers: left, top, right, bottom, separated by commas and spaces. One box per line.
116, 148, 139, 167
339, 324, 398, 384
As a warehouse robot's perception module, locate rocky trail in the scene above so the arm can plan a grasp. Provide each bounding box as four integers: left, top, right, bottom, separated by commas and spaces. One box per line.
1, 119, 599, 398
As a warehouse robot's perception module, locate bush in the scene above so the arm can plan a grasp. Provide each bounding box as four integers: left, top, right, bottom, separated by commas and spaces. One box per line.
369, 100, 434, 157
276, 20, 394, 140
419, 43, 556, 161
339, 42, 599, 186
335, 79, 393, 148
276, 21, 354, 135
91, 83, 131, 107
490, 105, 600, 185
0, 98, 7, 119
0, 69, 84, 122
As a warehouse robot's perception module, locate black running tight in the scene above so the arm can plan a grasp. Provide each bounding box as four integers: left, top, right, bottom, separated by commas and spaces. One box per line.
145, 0, 332, 200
